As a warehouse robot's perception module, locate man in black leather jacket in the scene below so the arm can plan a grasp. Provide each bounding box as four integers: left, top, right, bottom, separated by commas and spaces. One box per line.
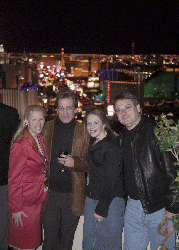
114, 92, 178, 250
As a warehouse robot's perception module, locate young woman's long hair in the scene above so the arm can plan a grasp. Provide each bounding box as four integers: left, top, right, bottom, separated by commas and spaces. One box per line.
11, 105, 46, 145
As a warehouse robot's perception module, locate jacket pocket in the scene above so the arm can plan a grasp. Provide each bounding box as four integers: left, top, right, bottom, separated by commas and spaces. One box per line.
22, 178, 46, 206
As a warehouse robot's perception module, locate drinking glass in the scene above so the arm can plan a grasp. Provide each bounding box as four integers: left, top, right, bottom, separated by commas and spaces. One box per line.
59, 150, 68, 172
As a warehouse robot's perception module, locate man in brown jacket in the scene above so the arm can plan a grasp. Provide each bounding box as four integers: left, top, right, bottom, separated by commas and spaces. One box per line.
41, 91, 89, 250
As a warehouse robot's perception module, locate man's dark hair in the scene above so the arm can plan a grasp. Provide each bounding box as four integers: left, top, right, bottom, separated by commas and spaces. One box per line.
114, 92, 139, 107
55, 91, 78, 108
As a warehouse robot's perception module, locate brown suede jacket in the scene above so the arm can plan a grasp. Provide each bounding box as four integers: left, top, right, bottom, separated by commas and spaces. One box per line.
41, 119, 90, 216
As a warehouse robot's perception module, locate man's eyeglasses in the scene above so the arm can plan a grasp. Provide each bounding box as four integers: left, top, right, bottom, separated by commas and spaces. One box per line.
115, 105, 131, 114
57, 106, 74, 111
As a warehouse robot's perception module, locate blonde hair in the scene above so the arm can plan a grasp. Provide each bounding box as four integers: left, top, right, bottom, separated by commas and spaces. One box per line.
11, 105, 46, 145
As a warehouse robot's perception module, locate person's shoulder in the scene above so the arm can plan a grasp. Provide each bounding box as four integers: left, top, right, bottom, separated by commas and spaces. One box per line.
138, 117, 158, 143
140, 116, 156, 131
75, 120, 86, 130
11, 135, 25, 148
43, 119, 55, 129
41, 119, 55, 138
104, 130, 119, 147
75, 120, 90, 138
0, 102, 18, 113
11, 139, 28, 155
14, 131, 34, 147
45, 119, 55, 126
0, 103, 19, 124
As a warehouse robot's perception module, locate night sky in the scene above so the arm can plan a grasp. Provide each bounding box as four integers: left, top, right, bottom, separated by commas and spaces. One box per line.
1, 0, 179, 55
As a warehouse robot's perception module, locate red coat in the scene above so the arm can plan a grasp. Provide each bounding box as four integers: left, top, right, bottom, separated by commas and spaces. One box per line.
7, 130, 48, 213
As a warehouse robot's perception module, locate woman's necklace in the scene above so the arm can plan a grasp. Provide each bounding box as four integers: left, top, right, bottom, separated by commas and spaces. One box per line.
35, 137, 44, 156
34, 136, 47, 172
33, 136, 48, 192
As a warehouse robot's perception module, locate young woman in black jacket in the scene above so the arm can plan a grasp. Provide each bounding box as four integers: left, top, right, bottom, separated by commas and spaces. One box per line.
82, 108, 124, 250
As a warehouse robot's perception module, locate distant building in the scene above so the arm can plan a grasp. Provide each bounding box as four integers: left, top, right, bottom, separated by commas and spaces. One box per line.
95, 69, 143, 105
0, 44, 9, 88
144, 67, 179, 97
1, 45, 178, 95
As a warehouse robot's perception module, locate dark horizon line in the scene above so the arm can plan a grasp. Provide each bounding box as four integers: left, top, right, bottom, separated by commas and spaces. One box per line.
5, 49, 179, 56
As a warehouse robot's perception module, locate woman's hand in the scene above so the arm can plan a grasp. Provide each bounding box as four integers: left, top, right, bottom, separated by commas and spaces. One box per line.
162, 210, 177, 221
12, 211, 28, 227
94, 213, 103, 222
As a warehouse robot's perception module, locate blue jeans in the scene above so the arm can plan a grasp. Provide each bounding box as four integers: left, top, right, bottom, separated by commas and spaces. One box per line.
83, 196, 125, 250
123, 197, 176, 250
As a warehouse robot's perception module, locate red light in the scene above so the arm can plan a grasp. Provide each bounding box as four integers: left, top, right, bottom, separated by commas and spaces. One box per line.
107, 81, 110, 103
107, 81, 110, 90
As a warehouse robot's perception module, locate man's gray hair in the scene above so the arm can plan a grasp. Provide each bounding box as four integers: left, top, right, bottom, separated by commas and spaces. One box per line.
114, 92, 139, 107
55, 91, 78, 108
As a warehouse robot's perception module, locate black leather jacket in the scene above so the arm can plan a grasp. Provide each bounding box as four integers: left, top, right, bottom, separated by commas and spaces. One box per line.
119, 116, 178, 214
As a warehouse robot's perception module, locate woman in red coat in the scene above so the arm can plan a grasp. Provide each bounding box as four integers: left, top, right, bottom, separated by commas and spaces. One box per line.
7, 105, 48, 250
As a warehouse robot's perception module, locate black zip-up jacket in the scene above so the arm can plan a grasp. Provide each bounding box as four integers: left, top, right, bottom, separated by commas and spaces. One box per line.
119, 116, 178, 214
0, 103, 19, 186
85, 130, 124, 218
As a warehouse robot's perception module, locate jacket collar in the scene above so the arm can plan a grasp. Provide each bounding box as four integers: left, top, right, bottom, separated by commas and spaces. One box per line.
119, 116, 156, 143
88, 130, 113, 151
